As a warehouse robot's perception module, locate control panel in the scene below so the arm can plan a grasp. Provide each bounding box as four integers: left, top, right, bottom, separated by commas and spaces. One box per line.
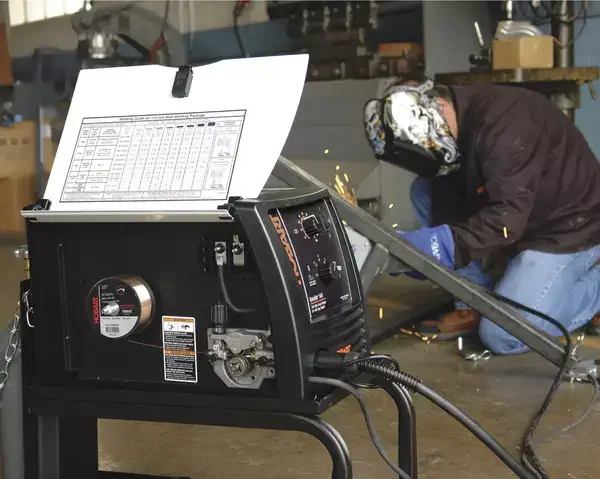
273, 200, 352, 322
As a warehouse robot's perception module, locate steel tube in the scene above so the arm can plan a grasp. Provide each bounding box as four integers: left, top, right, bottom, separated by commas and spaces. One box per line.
551, 0, 576, 119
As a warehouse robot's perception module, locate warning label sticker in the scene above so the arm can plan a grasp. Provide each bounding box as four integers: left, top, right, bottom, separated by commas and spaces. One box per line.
162, 316, 197, 383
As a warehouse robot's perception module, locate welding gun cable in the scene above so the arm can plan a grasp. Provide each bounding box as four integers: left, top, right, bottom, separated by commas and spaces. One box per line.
344, 356, 402, 389
355, 362, 536, 479
216, 264, 256, 314
308, 376, 412, 479
534, 374, 598, 447
490, 292, 573, 479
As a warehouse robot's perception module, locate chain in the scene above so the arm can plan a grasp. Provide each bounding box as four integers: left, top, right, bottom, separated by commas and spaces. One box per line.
0, 291, 31, 396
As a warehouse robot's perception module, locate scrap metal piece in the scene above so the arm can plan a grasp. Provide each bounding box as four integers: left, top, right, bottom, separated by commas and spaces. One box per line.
565, 358, 598, 383
458, 337, 492, 362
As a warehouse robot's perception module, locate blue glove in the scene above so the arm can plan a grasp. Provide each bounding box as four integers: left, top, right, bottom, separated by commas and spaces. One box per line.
394, 225, 456, 275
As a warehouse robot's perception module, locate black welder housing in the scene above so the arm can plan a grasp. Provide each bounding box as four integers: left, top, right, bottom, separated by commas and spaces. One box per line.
24, 187, 369, 414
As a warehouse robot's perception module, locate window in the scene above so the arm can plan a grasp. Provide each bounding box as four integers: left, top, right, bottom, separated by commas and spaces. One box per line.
8, 0, 84, 26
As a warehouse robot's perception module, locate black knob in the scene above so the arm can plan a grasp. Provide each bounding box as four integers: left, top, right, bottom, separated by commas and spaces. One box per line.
318, 262, 336, 283
211, 303, 228, 334
301, 215, 321, 237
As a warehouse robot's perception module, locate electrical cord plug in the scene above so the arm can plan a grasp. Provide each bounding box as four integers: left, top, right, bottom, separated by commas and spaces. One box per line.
313, 351, 361, 369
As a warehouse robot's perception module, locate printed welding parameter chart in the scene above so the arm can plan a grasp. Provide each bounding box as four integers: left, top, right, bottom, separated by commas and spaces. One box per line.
60, 110, 246, 202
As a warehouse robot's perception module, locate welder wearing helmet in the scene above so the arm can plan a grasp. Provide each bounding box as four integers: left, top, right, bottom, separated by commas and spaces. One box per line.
364, 78, 600, 354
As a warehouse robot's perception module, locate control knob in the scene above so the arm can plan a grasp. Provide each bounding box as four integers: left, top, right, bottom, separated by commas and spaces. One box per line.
301, 215, 321, 237
318, 261, 337, 284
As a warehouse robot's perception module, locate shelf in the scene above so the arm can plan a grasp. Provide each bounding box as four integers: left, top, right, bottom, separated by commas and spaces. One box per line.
434, 66, 600, 86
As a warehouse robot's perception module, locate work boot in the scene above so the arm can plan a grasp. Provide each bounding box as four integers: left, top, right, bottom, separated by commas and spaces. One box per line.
417, 309, 481, 341
586, 313, 600, 336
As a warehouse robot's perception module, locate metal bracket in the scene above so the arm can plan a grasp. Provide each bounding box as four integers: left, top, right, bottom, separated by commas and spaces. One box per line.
232, 235, 245, 267
214, 242, 227, 266
565, 358, 598, 383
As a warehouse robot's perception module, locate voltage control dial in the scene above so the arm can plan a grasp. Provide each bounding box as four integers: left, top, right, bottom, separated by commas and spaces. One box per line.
301, 214, 321, 237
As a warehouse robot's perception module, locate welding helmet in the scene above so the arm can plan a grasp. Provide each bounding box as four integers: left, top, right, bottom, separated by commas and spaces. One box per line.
364, 78, 460, 179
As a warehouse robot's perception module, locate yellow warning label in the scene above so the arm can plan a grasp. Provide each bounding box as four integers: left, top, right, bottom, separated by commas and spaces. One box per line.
162, 315, 197, 383
163, 316, 194, 323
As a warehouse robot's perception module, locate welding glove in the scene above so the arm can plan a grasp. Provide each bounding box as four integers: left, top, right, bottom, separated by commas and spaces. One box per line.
390, 225, 456, 279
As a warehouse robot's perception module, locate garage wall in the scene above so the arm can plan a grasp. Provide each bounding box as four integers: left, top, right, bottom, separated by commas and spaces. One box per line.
422, 1, 493, 75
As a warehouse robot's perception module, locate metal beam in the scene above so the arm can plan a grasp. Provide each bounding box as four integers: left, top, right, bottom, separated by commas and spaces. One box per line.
273, 156, 573, 369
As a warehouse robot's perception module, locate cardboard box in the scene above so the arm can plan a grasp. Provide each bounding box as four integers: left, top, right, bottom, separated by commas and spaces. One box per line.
0, 120, 54, 178
492, 35, 554, 70
376, 42, 425, 76
0, 174, 37, 235
377, 42, 424, 60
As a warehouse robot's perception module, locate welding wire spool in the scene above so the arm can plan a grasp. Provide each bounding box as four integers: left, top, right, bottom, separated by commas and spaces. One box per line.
86, 276, 155, 340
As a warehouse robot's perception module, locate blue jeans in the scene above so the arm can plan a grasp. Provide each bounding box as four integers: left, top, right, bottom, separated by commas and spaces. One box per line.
410, 177, 600, 355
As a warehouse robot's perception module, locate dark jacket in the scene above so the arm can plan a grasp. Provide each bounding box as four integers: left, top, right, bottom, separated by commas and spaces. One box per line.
438, 84, 600, 269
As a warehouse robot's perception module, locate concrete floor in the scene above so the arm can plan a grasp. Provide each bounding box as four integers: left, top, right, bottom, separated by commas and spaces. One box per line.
1, 239, 599, 478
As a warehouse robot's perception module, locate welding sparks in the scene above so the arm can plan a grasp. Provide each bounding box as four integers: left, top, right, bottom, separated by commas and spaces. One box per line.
379, 308, 383, 319
331, 168, 357, 206
324, 149, 329, 154
392, 223, 399, 228
388, 203, 394, 209
399, 327, 438, 344
503, 226, 508, 239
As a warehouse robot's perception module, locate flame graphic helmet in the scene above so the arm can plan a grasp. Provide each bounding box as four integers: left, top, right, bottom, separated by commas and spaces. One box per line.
364, 78, 460, 179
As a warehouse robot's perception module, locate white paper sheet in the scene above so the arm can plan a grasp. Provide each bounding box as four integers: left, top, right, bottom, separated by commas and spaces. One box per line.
42, 54, 309, 212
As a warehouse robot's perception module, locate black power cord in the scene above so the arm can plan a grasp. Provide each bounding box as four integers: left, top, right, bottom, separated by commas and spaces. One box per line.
308, 376, 412, 479
314, 354, 536, 478
356, 361, 536, 479
516, 0, 588, 49
233, 0, 250, 58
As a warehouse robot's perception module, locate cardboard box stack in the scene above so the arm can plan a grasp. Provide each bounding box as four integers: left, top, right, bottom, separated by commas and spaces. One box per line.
0, 121, 54, 235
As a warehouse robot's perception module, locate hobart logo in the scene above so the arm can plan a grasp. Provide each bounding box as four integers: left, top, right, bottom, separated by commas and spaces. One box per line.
92, 297, 100, 324
430, 234, 441, 262
270, 214, 302, 286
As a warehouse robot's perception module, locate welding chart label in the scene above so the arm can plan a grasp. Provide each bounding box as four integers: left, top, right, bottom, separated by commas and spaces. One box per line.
60, 111, 246, 203
162, 316, 198, 384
